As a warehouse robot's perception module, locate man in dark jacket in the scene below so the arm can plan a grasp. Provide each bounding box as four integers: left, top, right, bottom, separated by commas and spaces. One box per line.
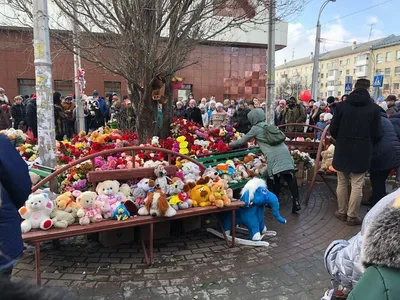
330, 79, 381, 225
367, 108, 400, 207
327, 96, 337, 115
185, 99, 203, 126
25, 94, 38, 138
0, 134, 32, 277
232, 100, 251, 133
386, 95, 398, 115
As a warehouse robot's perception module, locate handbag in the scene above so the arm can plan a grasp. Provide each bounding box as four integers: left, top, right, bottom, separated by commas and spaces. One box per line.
257, 124, 286, 146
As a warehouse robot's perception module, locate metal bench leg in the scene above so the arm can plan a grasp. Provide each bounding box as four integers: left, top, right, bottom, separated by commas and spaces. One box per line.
141, 223, 154, 266
35, 241, 41, 286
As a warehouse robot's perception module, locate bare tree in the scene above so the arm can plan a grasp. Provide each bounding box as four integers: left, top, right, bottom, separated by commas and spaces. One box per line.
1, 0, 304, 141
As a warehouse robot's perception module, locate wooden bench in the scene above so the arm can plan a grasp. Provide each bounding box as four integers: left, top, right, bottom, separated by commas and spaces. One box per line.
23, 202, 243, 286
197, 148, 262, 190
26, 146, 244, 286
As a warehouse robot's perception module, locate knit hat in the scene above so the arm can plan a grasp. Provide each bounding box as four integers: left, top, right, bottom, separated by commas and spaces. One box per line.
216, 102, 223, 108
324, 113, 333, 122
320, 113, 325, 119
327, 96, 335, 104
376, 97, 384, 103
314, 102, 321, 108
176, 101, 183, 106
0, 87, 5, 93
238, 99, 245, 105
321, 101, 327, 106
279, 99, 286, 105
93, 90, 99, 97
189, 99, 196, 105
209, 100, 216, 106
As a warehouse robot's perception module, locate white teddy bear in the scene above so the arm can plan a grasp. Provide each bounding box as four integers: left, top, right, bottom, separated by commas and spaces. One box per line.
19, 193, 54, 233
76, 191, 103, 225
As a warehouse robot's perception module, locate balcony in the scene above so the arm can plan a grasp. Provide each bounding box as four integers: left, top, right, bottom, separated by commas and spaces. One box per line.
356, 55, 369, 67
328, 70, 339, 81
327, 85, 337, 91
356, 66, 368, 78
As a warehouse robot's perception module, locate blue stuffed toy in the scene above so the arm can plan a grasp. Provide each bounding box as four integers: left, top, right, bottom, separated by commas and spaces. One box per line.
220, 178, 286, 241
112, 203, 131, 221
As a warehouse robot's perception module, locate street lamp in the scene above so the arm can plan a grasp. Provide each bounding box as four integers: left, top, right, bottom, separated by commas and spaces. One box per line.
311, 0, 336, 100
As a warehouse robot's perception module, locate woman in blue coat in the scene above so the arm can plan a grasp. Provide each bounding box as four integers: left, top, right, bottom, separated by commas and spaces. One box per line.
367, 107, 400, 206
0, 134, 32, 277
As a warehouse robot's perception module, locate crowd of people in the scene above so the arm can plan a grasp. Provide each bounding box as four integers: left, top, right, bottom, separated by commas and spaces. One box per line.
0, 88, 135, 140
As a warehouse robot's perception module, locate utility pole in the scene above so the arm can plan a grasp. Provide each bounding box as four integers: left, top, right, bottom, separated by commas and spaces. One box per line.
266, 0, 275, 125
72, 4, 85, 132
33, 0, 56, 169
311, 0, 335, 101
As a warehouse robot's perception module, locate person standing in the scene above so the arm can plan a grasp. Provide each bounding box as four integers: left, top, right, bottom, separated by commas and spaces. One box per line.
330, 79, 381, 225
62, 95, 75, 138
11, 96, 26, 131
92, 90, 107, 126
232, 99, 251, 133
229, 109, 301, 213
0, 99, 11, 130
25, 94, 37, 138
274, 99, 286, 126
199, 104, 209, 127
0, 134, 32, 277
53, 92, 67, 141
185, 99, 203, 126
173, 101, 186, 118
211, 102, 228, 128
365, 106, 400, 207
385, 95, 398, 115
284, 97, 306, 132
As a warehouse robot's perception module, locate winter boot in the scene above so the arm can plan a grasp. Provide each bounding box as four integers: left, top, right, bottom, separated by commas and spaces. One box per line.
292, 198, 301, 214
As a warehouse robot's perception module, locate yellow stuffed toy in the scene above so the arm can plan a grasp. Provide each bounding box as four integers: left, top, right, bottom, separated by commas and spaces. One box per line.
188, 177, 211, 207
55, 192, 81, 218
209, 182, 231, 208
319, 144, 335, 174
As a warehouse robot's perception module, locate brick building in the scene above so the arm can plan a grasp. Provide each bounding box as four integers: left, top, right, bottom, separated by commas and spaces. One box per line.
0, 24, 288, 102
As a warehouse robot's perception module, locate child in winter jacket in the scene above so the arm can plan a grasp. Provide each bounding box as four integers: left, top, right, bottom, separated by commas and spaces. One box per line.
211, 103, 228, 128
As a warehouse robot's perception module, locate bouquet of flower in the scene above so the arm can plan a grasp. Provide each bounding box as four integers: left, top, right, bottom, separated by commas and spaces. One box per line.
1, 128, 27, 146
291, 150, 315, 170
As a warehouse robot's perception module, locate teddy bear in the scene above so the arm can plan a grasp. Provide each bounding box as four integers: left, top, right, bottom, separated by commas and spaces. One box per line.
76, 191, 103, 225
154, 164, 169, 193
209, 181, 231, 208
131, 178, 156, 207
50, 206, 76, 229
187, 177, 211, 207
19, 193, 54, 233
138, 190, 177, 217
55, 192, 81, 218
203, 167, 220, 186
95, 180, 124, 218
181, 162, 201, 183
119, 183, 132, 200
167, 178, 193, 210
319, 144, 335, 174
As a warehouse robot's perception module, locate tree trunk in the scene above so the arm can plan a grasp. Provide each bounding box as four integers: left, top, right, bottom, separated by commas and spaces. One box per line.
134, 89, 159, 144
161, 76, 173, 139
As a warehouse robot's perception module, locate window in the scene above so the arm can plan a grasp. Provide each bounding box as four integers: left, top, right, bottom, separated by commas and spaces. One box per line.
326, 73, 328, 78
54, 80, 73, 97
346, 70, 350, 75
332, 61, 338, 68
104, 81, 121, 98
340, 60, 343, 66
325, 92, 328, 97
383, 84, 390, 90
386, 52, 392, 62
376, 54, 383, 64
353, 69, 356, 75
321, 83, 324, 88
395, 67, 400, 76
338, 91, 341, 96
397, 51, 400, 60
321, 73, 324, 78
347, 58, 350, 65
385, 68, 391, 76
328, 81, 335, 86
394, 83, 400, 90
328, 70, 334, 77
325, 83, 328, 87
328, 91, 333, 96
354, 57, 358, 64
376, 69, 383, 75
18, 79, 35, 97
327, 63, 331, 69
321, 64, 324, 69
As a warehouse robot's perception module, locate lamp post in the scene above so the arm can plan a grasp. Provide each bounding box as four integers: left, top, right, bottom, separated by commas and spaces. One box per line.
311, 0, 336, 100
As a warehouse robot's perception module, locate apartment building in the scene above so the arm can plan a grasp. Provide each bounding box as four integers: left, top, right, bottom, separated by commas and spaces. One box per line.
276, 34, 400, 99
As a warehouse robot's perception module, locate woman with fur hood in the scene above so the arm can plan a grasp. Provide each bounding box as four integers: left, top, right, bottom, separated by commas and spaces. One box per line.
347, 192, 400, 299
324, 189, 400, 295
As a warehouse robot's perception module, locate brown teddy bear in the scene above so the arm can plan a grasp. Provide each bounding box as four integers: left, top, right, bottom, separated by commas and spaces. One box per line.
209, 181, 231, 208
319, 144, 335, 174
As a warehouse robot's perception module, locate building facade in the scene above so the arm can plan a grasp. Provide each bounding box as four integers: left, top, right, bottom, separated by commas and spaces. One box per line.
276, 35, 400, 99
0, 20, 288, 102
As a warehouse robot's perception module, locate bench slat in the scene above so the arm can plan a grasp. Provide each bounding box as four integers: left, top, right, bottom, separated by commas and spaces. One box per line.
22, 201, 244, 243
87, 166, 178, 183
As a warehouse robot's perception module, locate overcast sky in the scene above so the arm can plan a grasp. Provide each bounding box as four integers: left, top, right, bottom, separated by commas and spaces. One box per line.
275, 0, 398, 66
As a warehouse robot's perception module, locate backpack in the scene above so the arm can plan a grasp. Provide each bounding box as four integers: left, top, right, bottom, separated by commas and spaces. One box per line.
257, 124, 286, 146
